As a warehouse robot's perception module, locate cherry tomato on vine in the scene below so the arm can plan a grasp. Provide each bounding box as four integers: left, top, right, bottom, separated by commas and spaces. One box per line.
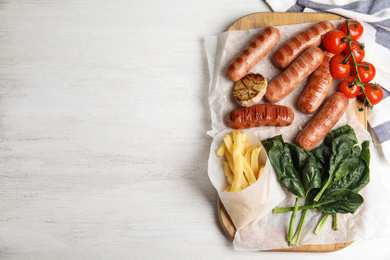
338, 76, 360, 98
352, 61, 376, 83
339, 20, 363, 40
344, 41, 365, 63
322, 30, 348, 54
357, 84, 383, 106
330, 54, 351, 79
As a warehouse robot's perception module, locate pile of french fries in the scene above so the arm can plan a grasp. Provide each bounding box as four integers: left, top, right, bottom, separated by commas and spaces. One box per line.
216, 131, 265, 192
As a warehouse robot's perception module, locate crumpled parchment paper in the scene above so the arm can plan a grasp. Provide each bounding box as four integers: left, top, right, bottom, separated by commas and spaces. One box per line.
208, 130, 286, 230
206, 21, 390, 251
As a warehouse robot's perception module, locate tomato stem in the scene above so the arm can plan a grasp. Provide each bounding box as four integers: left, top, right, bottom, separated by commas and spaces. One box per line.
363, 83, 381, 92
350, 40, 364, 48
344, 19, 373, 109
341, 36, 349, 44
344, 52, 352, 62
350, 21, 360, 31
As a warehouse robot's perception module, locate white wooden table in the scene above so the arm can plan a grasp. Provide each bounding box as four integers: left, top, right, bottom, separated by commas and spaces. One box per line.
0, 1, 389, 259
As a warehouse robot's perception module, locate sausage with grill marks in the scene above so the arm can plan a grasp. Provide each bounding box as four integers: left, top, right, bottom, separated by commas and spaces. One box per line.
296, 92, 349, 151
225, 104, 294, 129
273, 21, 334, 69
265, 47, 324, 104
226, 26, 280, 82
298, 50, 335, 114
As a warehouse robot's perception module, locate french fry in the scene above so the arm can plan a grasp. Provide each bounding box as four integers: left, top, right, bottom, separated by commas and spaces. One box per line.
216, 143, 226, 157
245, 146, 257, 164
250, 146, 262, 176
241, 132, 248, 155
224, 185, 232, 192
231, 131, 244, 192
223, 134, 234, 154
225, 150, 234, 173
243, 158, 257, 185
241, 179, 248, 190
225, 147, 249, 189
222, 160, 234, 185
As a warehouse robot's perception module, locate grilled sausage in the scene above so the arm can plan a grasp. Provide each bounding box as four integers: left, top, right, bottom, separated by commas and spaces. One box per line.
227, 26, 280, 82
296, 92, 349, 151
225, 104, 294, 129
273, 21, 335, 69
298, 50, 335, 114
265, 47, 324, 104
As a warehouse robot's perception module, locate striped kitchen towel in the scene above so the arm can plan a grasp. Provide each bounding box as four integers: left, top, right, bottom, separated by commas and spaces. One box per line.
265, 0, 390, 164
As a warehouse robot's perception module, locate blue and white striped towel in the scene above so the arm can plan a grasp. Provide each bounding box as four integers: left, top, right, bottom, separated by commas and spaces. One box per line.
265, 0, 390, 164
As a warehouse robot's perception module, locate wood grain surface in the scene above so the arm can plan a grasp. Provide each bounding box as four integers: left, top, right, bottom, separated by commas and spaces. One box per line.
217, 12, 362, 253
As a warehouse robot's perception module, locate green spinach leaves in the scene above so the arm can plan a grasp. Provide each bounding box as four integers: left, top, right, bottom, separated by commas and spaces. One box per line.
262, 125, 370, 245
314, 125, 359, 202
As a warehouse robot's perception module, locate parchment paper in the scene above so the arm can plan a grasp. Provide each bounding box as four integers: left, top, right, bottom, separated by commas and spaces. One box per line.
208, 130, 286, 229
206, 21, 390, 250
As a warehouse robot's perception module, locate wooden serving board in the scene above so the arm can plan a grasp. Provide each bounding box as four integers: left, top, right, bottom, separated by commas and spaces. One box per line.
217, 12, 367, 252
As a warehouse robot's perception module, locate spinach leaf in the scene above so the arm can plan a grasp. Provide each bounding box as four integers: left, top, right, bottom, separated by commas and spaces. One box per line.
286, 144, 321, 197
329, 135, 357, 175
351, 145, 361, 158
329, 125, 358, 174
278, 153, 305, 198
262, 135, 284, 151
313, 189, 364, 214
313, 126, 358, 202
300, 156, 321, 198
324, 140, 370, 195
312, 143, 331, 175
359, 140, 370, 166
312, 143, 331, 186
327, 157, 369, 193
330, 125, 358, 142
262, 136, 305, 198
333, 160, 350, 182
287, 143, 311, 170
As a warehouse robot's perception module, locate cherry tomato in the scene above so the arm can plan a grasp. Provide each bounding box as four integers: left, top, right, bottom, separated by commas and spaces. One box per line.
330, 54, 351, 79
338, 76, 360, 98
322, 30, 348, 54
344, 41, 365, 63
352, 61, 376, 83
339, 20, 363, 40
357, 84, 383, 106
